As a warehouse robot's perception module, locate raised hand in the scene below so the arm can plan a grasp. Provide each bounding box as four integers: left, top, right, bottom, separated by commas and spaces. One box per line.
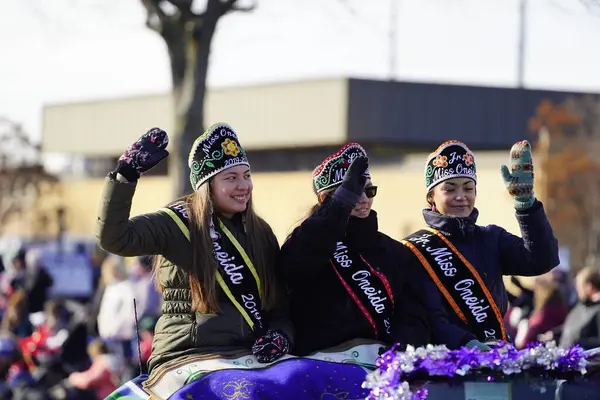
340, 156, 369, 197
115, 128, 169, 181
500, 140, 535, 211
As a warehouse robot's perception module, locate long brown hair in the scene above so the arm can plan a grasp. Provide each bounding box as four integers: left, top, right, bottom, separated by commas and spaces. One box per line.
155, 182, 280, 314
286, 188, 333, 241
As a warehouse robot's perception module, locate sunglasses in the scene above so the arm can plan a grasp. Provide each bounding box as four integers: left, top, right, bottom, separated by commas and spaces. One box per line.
365, 185, 378, 198
320, 185, 378, 203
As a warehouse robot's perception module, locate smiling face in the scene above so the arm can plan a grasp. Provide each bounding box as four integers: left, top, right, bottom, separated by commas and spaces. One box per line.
211, 165, 253, 219
430, 177, 476, 217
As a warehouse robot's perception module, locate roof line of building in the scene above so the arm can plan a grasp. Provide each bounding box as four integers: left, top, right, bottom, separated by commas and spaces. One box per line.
43, 75, 600, 110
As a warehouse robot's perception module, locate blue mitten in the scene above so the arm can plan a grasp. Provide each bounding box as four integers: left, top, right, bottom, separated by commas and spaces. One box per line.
500, 140, 535, 210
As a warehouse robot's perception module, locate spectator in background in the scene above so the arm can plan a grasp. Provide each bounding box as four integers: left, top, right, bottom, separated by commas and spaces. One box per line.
0, 257, 7, 317
66, 339, 123, 400
97, 255, 135, 361
0, 333, 42, 399
514, 278, 568, 349
122, 315, 157, 381
504, 276, 535, 340
23, 249, 54, 314
138, 316, 156, 371
0, 333, 18, 398
20, 300, 71, 371
119, 256, 161, 381
541, 266, 600, 349
86, 247, 109, 336
129, 255, 161, 321
90, 245, 108, 294
1, 290, 34, 337
4, 248, 28, 295
1, 248, 53, 314
551, 268, 578, 308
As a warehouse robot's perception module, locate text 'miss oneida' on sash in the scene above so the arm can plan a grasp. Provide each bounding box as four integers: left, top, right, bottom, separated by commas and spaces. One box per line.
401, 228, 507, 342
330, 241, 395, 340
161, 201, 268, 335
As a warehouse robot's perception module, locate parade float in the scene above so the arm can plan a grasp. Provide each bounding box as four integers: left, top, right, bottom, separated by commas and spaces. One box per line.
107, 340, 600, 400
364, 341, 599, 400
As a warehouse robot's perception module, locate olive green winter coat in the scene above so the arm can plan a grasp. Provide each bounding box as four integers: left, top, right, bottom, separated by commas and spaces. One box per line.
96, 176, 293, 376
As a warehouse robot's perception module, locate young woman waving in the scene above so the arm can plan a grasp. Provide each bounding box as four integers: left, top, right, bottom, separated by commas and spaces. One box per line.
96, 124, 292, 380
402, 140, 559, 350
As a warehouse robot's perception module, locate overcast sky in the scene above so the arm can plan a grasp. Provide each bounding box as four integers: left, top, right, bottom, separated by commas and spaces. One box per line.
2, 0, 600, 143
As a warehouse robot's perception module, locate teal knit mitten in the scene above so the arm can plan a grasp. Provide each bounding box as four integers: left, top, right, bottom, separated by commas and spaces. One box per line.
465, 339, 492, 352
500, 140, 535, 211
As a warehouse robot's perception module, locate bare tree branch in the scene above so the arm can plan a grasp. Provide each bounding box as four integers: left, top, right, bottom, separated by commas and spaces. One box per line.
548, 0, 575, 15
337, 0, 357, 15
581, 0, 600, 6
230, 0, 257, 13
0, 117, 60, 233
165, 0, 194, 13
580, 0, 600, 14
217, 0, 257, 14
141, 0, 168, 32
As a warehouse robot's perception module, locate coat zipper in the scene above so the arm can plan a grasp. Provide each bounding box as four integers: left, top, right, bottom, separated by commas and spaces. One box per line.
191, 315, 198, 347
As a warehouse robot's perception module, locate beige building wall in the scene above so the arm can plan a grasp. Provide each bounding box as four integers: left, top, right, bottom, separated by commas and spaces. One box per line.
205, 79, 348, 149
59, 150, 521, 243
42, 94, 175, 157
42, 78, 348, 155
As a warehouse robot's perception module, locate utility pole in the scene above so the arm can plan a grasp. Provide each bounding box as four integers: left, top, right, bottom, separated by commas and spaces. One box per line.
389, 0, 398, 81
517, 0, 527, 88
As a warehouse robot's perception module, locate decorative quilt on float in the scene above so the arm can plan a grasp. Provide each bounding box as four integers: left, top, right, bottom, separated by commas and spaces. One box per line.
106, 339, 383, 400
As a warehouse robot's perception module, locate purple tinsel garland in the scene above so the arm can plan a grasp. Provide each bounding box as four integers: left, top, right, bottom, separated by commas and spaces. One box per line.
362, 341, 589, 400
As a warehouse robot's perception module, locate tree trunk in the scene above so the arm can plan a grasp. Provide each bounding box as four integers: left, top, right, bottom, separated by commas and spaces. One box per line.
142, 0, 254, 197
164, 15, 219, 197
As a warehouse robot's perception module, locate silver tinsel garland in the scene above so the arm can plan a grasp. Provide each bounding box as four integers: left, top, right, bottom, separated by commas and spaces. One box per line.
362, 341, 591, 400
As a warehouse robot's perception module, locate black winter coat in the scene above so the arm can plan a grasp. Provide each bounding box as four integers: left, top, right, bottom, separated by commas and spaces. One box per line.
280, 196, 431, 356
413, 201, 559, 348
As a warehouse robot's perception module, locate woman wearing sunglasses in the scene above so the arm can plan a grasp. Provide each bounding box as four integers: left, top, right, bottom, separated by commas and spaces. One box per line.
280, 143, 430, 356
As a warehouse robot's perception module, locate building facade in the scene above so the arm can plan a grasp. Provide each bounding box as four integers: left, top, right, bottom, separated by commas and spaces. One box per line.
38, 77, 579, 246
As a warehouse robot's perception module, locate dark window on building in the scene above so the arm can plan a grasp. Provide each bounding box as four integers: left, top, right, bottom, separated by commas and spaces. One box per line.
247, 145, 407, 173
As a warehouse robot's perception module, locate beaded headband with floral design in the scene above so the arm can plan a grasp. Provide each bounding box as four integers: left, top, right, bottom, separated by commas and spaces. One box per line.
425, 140, 477, 192
312, 142, 369, 194
188, 122, 250, 191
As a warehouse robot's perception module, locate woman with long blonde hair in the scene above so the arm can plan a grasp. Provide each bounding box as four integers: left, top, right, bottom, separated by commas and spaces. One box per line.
96, 123, 292, 384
